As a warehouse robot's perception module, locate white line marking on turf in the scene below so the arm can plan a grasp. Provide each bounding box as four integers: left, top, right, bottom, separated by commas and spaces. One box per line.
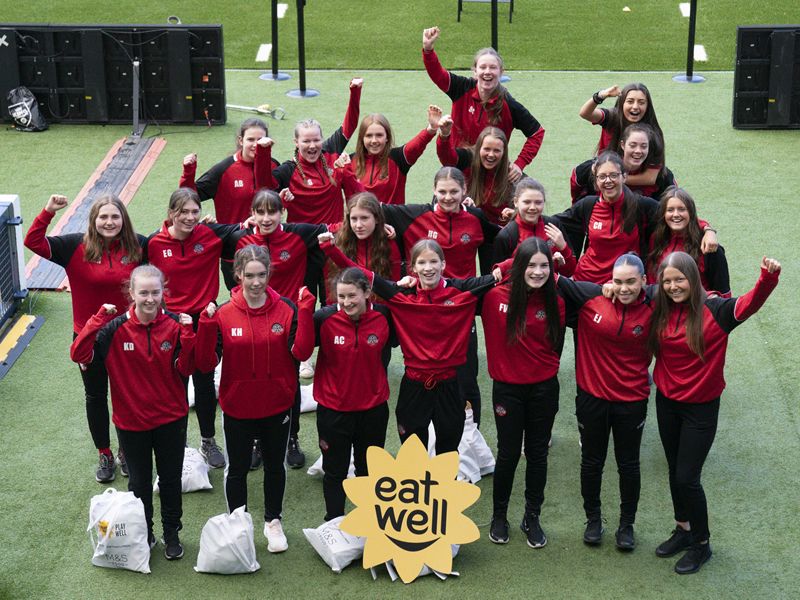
679, 3, 690, 17
694, 44, 708, 62
278, 3, 288, 18
256, 44, 272, 62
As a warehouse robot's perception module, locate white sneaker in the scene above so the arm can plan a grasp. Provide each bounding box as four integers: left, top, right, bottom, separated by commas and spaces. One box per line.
264, 519, 288, 553
298, 359, 315, 379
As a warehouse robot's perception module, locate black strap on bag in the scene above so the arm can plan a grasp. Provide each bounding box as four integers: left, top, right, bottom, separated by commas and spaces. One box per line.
6, 86, 48, 132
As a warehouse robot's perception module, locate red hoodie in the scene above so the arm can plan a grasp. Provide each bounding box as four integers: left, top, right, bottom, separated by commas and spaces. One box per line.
71, 307, 194, 431
195, 286, 315, 419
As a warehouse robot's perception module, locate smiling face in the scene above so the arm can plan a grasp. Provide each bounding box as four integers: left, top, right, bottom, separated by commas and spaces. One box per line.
594, 160, 626, 202
239, 259, 269, 304
524, 252, 551, 289
515, 189, 545, 225
253, 206, 282, 235
95, 203, 123, 241
621, 130, 649, 172
479, 135, 505, 171
664, 196, 690, 234
238, 126, 266, 162
349, 205, 377, 240
363, 122, 388, 156
337, 282, 369, 320
622, 90, 648, 123
412, 249, 445, 289
473, 52, 503, 98
661, 265, 691, 303
433, 176, 465, 213
612, 263, 645, 305
132, 275, 163, 323
295, 124, 323, 163
169, 200, 201, 239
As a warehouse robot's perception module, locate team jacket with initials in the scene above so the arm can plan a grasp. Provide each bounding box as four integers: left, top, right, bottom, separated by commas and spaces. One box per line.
312, 303, 395, 411
480, 282, 566, 385
653, 268, 779, 404
195, 286, 314, 419
146, 221, 239, 315
570, 158, 676, 204
423, 49, 545, 170
321, 240, 495, 383
557, 276, 654, 402
229, 223, 327, 297
493, 215, 576, 276
71, 308, 194, 431
180, 146, 278, 224
25, 209, 147, 333
272, 86, 363, 225
648, 236, 731, 297
382, 203, 500, 279
345, 128, 435, 205
554, 189, 658, 284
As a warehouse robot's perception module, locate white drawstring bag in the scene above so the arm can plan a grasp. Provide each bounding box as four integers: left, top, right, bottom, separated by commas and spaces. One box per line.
194, 507, 260, 574
426, 408, 496, 483
154, 447, 212, 493
300, 382, 317, 413
87, 488, 151, 573
303, 516, 365, 573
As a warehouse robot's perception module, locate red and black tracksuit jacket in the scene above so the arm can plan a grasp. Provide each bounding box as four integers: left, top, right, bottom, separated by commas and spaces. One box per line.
648, 235, 731, 298
272, 86, 363, 225
423, 48, 545, 171
382, 203, 500, 279
180, 147, 279, 224
480, 282, 566, 384
554, 188, 658, 284
195, 286, 315, 419
312, 303, 396, 411
493, 215, 577, 276
653, 268, 779, 404
557, 276, 654, 402
146, 221, 240, 315
325, 221, 404, 290
71, 308, 194, 431
24, 208, 148, 334
570, 158, 676, 204
345, 128, 435, 205
321, 240, 495, 384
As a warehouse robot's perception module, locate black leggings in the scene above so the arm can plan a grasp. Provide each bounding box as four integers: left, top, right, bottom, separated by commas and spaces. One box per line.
223, 410, 291, 521
396, 375, 465, 455
492, 377, 559, 517
316, 403, 389, 520
656, 391, 719, 543
576, 388, 647, 523
78, 352, 111, 450
456, 322, 482, 427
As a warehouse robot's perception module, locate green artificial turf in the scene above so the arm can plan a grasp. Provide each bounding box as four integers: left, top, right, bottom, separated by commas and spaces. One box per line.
0, 1, 797, 70
1, 70, 799, 599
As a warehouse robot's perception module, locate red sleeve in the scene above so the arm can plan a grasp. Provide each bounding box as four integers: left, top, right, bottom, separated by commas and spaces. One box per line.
513, 127, 545, 170
402, 128, 435, 166
436, 134, 459, 167
422, 49, 451, 93
291, 294, 316, 361
195, 311, 220, 373
342, 85, 362, 140
557, 244, 577, 277
176, 323, 196, 377
698, 218, 710, 230
320, 238, 374, 282
180, 161, 197, 190
336, 166, 365, 200
70, 310, 112, 364
24, 209, 55, 259
493, 257, 515, 278
254, 143, 277, 190
733, 268, 780, 322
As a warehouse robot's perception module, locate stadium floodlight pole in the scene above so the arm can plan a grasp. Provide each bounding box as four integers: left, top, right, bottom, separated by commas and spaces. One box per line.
260, 0, 291, 81
287, 0, 320, 98
673, 0, 705, 83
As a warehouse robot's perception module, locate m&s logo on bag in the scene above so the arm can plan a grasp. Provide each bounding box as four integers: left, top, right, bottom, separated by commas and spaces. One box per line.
340, 435, 479, 583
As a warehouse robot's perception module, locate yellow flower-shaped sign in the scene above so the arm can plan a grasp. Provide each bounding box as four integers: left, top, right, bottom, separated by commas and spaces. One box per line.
340, 435, 481, 583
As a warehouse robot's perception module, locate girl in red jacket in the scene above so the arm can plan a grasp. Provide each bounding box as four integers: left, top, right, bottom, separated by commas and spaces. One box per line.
70, 265, 195, 560
196, 245, 315, 553
421, 26, 545, 183
481, 238, 565, 550
25, 193, 145, 483
312, 267, 396, 520
649, 252, 780, 574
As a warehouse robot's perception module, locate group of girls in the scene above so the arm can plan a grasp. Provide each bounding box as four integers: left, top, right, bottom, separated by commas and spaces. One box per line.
25, 25, 780, 575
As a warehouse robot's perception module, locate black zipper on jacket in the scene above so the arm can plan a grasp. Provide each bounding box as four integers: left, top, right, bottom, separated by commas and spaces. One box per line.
146, 325, 152, 356
354, 319, 360, 348
617, 305, 627, 335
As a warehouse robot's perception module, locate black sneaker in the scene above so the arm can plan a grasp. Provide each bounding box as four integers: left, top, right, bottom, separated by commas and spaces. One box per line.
286, 436, 305, 469
163, 531, 184, 561
615, 523, 635, 551
520, 514, 547, 549
489, 515, 509, 544
583, 517, 604, 546
655, 527, 692, 558
117, 449, 129, 477
96, 452, 116, 483
674, 542, 712, 574
250, 439, 263, 470
200, 437, 226, 469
